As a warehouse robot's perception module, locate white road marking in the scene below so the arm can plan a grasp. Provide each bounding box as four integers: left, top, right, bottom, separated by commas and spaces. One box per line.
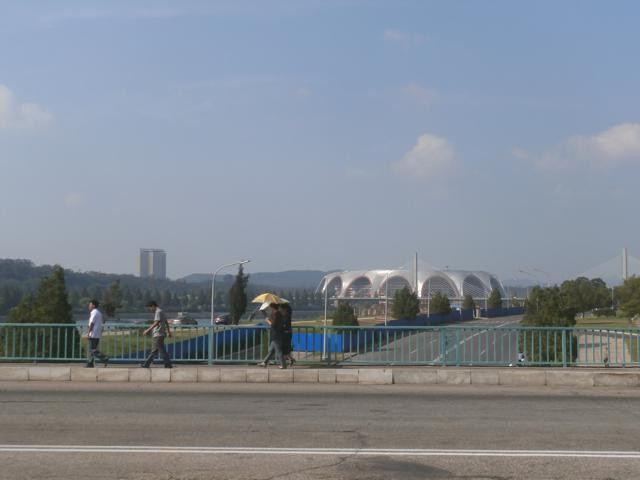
433, 321, 515, 364
1, 445, 640, 459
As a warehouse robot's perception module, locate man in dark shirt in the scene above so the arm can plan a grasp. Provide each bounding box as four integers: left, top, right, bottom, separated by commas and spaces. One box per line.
141, 300, 173, 368
258, 303, 286, 369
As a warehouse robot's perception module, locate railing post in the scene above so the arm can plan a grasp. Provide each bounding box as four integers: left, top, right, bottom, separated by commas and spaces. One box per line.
325, 327, 331, 367
208, 325, 213, 365
561, 329, 567, 368
440, 329, 446, 366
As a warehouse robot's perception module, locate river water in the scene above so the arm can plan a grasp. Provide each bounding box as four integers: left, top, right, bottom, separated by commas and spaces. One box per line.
0, 310, 325, 325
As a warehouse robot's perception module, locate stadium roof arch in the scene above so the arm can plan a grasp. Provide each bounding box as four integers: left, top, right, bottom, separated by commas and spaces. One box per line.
320, 269, 505, 300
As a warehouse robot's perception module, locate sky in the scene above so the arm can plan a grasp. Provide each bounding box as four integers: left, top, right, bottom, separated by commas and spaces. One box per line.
1, 0, 640, 283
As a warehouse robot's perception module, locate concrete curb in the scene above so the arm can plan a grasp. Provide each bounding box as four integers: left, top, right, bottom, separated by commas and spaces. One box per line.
1, 365, 639, 388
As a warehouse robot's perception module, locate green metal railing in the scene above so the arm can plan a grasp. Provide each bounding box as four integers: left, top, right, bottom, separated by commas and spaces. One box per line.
0, 323, 638, 367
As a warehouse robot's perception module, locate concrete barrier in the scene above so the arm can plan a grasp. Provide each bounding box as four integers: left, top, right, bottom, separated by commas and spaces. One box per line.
98, 368, 129, 382
220, 369, 246, 383
546, 371, 594, 388
171, 368, 197, 383
318, 369, 337, 384
129, 368, 151, 382
246, 368, 269, 383
335, 369, 359, 384
269, 369, 294, 383
151, 369, 171, 383
0, 367, 28, 381
197, 367, 220, 383
394, 369, 437, 384
294, 369, 319, 383
2, 365, 640, 388
28, 367, 71, 382
594, 372, 640, 387
471, 369, 499, 385
437, 369, 471, 385
359, 369, 393, 385
70, 368, 97, 382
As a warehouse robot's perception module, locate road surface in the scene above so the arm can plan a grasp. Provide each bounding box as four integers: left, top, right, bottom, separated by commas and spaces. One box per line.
340, 316, 522, 365
1, 382, 640, 479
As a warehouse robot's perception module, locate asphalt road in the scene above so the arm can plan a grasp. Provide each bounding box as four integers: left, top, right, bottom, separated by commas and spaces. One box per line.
1, 382, 640, 479
341, 317, 523, 365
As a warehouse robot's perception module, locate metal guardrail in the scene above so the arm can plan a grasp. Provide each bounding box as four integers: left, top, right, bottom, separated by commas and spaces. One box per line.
0, 323, 638, 367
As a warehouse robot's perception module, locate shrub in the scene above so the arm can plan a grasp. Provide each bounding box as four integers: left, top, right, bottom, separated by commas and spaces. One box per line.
332, 302, 359, 326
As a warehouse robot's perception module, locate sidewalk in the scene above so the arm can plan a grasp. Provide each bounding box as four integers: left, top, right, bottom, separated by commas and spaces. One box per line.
0, 364, 639, 388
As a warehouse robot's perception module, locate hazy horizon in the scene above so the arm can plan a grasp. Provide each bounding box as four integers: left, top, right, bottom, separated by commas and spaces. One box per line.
2, 1, 640, 283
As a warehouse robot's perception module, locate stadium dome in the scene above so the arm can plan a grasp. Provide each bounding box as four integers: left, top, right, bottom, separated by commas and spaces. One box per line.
320, 269, 505, 302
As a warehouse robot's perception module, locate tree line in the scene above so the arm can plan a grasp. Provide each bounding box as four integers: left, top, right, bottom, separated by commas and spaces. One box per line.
0, 259, 327, 315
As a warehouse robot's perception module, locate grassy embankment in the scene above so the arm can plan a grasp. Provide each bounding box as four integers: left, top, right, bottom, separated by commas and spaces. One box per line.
574, 316, 639, 363
96, 327, 208, 357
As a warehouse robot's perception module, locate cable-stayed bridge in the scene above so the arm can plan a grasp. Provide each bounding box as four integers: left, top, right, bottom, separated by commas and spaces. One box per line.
577, 249, 640, 286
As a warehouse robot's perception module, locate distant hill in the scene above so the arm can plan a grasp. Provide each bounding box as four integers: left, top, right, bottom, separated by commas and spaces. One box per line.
181, 270, 333, 289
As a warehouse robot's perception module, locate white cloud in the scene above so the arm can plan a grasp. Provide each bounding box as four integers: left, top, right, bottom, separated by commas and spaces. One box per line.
394, 133, 457, 179
0, 85, 53, 133
402, 84, 438, 108
383, 29, 424, 46
526, 123, 640, 170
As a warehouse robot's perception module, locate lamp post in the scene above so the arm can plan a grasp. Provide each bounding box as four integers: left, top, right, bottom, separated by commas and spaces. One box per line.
384, 271, 390, 326
210, 259, 250, 327
533, 268, 551, 287
315, 277, 332, 361
427, 277, 431, 316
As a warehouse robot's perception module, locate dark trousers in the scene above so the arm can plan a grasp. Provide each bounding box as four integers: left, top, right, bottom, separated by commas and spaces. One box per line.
262, 339, 286, 368
143, 336, 172, 367
87, 338, 108, 366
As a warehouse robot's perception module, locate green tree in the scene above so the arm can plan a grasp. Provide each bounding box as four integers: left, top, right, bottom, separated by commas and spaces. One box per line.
161, 289, 172, 308
430, 292, 451, 315
102, 280, 123, 318
228, 265, 249, 325
393, 287, 420, 319
560, 277, 610, 316
122, 285, 134, 310
521, 286, 578, 364
487, 288, 502, 309
68, 289, 81, 311
0, 283, 23, 314
462, 294, 475, 310
615, 276, 640, 318
4, 266, 81, 359
8, 294, 39, 323
332, 302, 359, 326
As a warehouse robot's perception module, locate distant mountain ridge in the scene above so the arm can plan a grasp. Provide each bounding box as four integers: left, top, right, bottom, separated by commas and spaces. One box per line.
181, 270, 334, 289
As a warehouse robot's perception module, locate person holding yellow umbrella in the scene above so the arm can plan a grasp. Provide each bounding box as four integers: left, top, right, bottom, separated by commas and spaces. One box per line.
253, 294, 287, 369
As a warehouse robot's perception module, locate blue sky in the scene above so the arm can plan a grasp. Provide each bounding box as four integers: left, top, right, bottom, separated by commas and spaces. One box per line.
1, 0, 639, 282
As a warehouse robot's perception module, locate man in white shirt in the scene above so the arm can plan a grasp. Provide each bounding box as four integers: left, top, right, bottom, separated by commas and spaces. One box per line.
86, 300, 109, 368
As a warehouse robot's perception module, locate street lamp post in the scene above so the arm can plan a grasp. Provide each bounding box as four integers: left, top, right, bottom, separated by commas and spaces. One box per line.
315, 277, 331, 361
384, 271, 390, 326
533, 268, 551, 287
210, 260, 250, 327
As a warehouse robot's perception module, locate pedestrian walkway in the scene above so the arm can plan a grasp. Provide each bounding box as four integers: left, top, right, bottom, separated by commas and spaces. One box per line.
577, 332, 630, 366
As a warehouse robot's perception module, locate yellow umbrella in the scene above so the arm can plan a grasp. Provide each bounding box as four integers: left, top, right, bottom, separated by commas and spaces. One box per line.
252, 293, 285, 304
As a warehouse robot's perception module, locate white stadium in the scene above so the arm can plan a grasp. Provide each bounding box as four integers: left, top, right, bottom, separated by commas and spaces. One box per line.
319, 269, 505, 307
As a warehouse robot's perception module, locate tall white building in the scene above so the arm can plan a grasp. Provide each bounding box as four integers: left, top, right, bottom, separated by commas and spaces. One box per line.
138, 249, 167, 279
